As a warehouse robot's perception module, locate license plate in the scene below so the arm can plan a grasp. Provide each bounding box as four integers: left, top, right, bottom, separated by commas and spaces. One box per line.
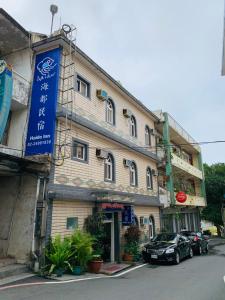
151, 254, 158, 259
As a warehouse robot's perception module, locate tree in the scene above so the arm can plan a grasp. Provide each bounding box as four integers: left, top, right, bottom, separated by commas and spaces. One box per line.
201, 163, 225, 236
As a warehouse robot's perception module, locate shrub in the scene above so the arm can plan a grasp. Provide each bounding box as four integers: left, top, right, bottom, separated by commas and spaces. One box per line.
124, 225, 141, 244
70, 230, 94, 268
45, 235, 73, 275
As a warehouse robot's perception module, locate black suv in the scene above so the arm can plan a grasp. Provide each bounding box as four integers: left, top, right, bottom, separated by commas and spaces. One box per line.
180, 231, 209, 255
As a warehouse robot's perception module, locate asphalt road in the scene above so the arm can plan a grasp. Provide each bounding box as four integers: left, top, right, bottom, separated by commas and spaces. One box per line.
1, 240, 225, 300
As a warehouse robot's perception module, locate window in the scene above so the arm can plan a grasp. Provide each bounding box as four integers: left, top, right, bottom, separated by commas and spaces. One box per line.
72, 139, 88, 163
104, 153, 115, 182
146, 167, 153, 189
66, 217, 78, 230
145, 125, 151, 146
130, 115, 137, 137
149, 216, 155, 239
130, 162, 138, 186
76, 74, 90, 98
106, 98, 115, 125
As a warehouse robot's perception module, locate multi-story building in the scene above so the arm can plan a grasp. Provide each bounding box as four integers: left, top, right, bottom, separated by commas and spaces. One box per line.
155, 111, 206, 232
27, 29, 163, 262
0, 9, 49, 267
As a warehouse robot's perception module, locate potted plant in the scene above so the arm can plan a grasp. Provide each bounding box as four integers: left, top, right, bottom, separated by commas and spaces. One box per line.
123, 225, 141, 262
45, 235, 73, 277
70, 230, 94, 275
88, 254, 103, 274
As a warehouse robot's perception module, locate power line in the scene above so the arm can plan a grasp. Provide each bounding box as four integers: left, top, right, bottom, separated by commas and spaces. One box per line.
1, 139, 225, 154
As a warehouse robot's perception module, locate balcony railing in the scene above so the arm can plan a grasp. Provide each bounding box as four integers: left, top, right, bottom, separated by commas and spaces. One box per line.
12, 71, 30, 107
167, 113, 200, 152
171, 153, 203, 179
176, 194, 206, 207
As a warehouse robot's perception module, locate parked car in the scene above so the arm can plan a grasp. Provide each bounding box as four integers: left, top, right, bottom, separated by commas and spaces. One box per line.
180, 231, 209, 255
142, 233, 193, 265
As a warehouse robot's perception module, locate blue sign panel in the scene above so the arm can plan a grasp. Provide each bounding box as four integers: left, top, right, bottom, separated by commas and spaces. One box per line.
122, 206, 134, 225
0, 65, 13, 142
25, 48, 61, 156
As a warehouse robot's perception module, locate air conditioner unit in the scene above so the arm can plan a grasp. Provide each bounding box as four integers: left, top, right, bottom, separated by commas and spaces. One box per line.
151, 129, 158, 136
152, 169, 158, 176
123, 159, 132, 167
143, 217, 149, 225
123, 109, 132, 118
96, 89, 108, 101
96, 149, 108, 159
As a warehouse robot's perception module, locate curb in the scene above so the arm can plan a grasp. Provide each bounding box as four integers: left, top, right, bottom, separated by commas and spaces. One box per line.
0, 263, 147, 291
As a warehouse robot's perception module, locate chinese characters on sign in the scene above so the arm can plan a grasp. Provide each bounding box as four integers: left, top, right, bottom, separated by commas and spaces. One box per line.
25, 48, 61, 156
122, 206, 134, 225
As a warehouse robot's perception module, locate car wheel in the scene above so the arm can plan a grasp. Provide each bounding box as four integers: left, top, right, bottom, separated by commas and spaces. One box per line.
205, 243, 209, 254
174, 251, 180, 265
189, 247, 193, 258
197, 245, 202, 255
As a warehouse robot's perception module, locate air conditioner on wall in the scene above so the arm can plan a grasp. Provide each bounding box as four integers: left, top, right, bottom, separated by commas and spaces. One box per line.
96, 149, 108, 159
123, 109, 132, 118
123, 159, 132, 167
152, 169, 158, 176
96, 89, 108, 101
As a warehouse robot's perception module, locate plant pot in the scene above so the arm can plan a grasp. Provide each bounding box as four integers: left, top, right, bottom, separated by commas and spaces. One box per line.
72, 266, 83, 276
88, 260, 103, 274
55, 268, 64, 277
123, 253, 134, 262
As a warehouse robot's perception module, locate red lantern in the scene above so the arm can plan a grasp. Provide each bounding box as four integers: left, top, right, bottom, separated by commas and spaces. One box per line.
176, 191, 187, 203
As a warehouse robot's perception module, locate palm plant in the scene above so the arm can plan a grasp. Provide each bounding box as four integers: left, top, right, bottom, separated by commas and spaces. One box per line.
70, 230, 94, 269
45, 235, 73, 275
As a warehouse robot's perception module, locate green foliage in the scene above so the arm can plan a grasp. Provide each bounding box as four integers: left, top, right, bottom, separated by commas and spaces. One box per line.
70, 230, 94, 268
201, 163, 225, 232
124, 225, 141, 244
84, 213, 106, 256
45, 235, 73, 275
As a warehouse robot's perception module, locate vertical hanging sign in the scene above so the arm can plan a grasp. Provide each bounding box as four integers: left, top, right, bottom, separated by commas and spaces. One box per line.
0, 60, 13, 142
25, 48, 61, 156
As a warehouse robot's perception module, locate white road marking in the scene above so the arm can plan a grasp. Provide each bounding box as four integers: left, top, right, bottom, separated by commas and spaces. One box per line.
0, 263, 148, 291
223, 276, 225, 283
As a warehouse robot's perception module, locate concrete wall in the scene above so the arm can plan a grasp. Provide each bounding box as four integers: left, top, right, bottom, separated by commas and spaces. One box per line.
0, 175, 38, 262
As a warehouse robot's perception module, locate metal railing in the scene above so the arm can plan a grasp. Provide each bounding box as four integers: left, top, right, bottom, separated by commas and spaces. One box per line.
167, 113, 201, 152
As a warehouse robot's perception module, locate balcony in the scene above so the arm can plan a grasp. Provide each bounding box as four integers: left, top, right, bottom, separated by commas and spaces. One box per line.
176, 194, 206, 207
12, 71, 30, 108
171, 153, 203, 179
167, 114, 200, 152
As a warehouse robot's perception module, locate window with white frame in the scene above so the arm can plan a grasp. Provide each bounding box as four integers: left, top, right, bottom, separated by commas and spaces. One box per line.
106, 99, 115, 125
130, 162, 137, 186
130, 115, 137, 137
72, 139, 88, 162
76, 74, 90, 98
146, 167, 153, 189
104, 153, 115, 182
145, 125, 151, 146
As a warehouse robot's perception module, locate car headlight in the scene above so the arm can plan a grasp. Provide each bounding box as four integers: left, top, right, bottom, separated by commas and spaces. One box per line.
165, 248, 175, 254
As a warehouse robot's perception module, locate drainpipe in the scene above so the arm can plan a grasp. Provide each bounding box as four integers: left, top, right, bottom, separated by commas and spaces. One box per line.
31, 176, 41, 272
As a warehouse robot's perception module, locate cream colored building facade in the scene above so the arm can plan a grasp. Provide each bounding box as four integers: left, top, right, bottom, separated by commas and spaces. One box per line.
32, 33, 162, 262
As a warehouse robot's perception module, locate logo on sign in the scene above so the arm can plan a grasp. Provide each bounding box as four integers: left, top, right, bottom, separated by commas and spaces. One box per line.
176, 191, 187, 203
37, 57, 56, 76
0, 60, 7, 74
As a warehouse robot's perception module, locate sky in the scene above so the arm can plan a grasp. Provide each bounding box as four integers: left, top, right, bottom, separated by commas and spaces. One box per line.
1, 0, 225, 164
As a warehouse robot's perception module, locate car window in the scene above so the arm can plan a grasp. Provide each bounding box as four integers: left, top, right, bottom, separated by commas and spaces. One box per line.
152, 234, 177, 243
179, 236, 187, 242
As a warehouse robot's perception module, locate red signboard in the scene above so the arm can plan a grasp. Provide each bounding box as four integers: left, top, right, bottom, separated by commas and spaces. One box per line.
176, 191, 187, 203
101, 203, 124, 210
